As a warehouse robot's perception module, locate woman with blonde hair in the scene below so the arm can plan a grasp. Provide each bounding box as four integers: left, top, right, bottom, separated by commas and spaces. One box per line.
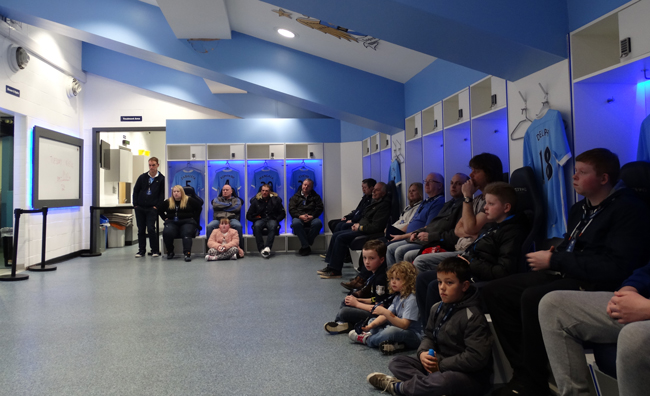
206, 218, 244, 261
158, 185, 202, 261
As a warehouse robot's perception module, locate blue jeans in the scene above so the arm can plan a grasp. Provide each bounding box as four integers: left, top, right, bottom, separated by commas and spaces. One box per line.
366, 320, 422, 349
324, 229, 362, 271
253, 218, 279, 252
207, 219, 243, 248
291, 217, 322, 248
162, 218, 197, 254
135, 206, 159, 253
387, 240, 422, 267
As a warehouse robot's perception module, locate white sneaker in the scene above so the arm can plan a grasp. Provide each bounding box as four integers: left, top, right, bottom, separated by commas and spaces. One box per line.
230, 254, 238, 260
205, 254, 211, 261
152, 252, 160, 257
261, 247, 271, 258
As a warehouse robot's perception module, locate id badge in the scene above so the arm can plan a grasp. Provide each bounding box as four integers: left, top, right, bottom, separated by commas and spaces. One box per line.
566, 238, 576, 253
174, 216, 179, 222
376, 286, 385, 296
147, 188, 152, 196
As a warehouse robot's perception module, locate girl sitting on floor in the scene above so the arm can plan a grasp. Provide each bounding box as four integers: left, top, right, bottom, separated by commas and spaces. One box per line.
206, 218, 244, 261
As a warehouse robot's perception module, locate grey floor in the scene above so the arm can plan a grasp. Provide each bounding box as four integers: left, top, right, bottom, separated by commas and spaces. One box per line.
0, 246, 402, 396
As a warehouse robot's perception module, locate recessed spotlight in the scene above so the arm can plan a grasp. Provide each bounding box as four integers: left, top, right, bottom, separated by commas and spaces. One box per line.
277, 29, 295, 38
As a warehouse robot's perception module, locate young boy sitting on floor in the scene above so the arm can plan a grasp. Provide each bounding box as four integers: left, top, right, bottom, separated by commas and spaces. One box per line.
324, 240, 389, 335
348, 261, 422, 355
367, 257, 493, 396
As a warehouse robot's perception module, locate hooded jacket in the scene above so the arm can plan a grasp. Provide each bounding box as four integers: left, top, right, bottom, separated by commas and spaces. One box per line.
246, 191, 286, 223
288, 189, 324, 219
417, 286, 493, 378
549, 182, 650, 290
211, 195, 243, 221
460, 212, 530, 281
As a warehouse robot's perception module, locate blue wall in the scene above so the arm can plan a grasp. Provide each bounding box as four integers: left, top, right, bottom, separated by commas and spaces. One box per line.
166, 119, 342, 144
567, 0, 631, 31
404, 60, 487, 118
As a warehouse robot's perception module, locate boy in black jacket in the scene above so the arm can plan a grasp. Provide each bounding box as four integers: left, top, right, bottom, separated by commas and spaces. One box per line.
484, 148, 650, 396
324, 240, 389, 335
367, 257, 493, 396
132, 157, 166, 258
416, 182, 528, 324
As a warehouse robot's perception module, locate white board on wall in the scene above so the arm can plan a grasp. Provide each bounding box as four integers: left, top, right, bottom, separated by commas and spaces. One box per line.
38, 138, 81, 200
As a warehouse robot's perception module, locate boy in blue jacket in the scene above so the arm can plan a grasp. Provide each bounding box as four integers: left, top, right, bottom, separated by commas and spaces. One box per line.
540, 262, 650, 396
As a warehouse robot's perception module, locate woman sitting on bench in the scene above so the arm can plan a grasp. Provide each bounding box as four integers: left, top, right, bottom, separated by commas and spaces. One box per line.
158, 185, 202, 262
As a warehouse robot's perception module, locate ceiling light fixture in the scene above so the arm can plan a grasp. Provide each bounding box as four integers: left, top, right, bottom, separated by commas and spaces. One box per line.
277, 29, 295, 38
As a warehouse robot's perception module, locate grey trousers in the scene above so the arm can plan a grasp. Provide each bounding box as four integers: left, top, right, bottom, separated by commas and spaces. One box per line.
387, 240, 422, 267
388, 355, 488, 396
539, 290, 650, 396
406, 250, 460, 272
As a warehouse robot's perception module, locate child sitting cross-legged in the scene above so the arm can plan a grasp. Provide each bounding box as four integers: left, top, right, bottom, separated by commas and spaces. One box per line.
367, 256, 493, 396
324, 239, 389, 335
205, 218, 244, 261
348, 261, 423, 355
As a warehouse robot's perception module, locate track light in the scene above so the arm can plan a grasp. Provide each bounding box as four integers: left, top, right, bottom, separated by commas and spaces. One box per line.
7, 45, 29, 72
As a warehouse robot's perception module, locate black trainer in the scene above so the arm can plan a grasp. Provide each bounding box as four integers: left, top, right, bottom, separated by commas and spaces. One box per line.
319, 269, 342, 279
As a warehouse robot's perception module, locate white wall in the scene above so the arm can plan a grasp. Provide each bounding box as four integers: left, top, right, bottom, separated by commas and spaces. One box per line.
322, 141, 362, 231
0, 24, 86, 266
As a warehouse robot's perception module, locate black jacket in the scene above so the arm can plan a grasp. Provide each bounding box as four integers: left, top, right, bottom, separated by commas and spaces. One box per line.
549, 184, 650, 290
461, 213, 529, 281
133, 171, 166, 208
417, 286, 492, 380
412, 197, 464, 251
358, 196, 391, 235
288, 190, 324, 219
246, 192, 286, 223
157, 197, 202, 222
345, 194, 373, 223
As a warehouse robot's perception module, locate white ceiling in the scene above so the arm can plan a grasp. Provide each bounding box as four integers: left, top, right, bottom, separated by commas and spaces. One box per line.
140, 0, 436, 83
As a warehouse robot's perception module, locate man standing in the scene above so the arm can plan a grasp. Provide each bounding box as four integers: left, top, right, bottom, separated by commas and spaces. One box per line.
246, 184, 286, 258
289, 179, 324, 256
132, 157, 165, 258
319, 182, 390, 279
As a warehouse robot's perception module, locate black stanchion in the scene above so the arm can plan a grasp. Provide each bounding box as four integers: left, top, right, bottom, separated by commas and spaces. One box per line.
80, 206, 102, 257
0, 208, 39, 281
27, 207, 55, 272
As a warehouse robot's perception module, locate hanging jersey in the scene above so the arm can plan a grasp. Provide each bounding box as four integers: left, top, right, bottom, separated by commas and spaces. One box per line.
252, 168, 282, 193
212, 169, 241, 193
290, 168, 316, 192
637, 114, 650, 162
389, 159, 402, 186
523, 110, 572, 239
172, 168, 204, 192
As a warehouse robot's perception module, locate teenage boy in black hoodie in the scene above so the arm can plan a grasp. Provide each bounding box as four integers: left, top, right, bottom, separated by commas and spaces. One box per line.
367, 257, 493, 396
132, 157, 166, 258
484, 148, 650, 396
324, 240, 389, 335
416, 181, 528, 324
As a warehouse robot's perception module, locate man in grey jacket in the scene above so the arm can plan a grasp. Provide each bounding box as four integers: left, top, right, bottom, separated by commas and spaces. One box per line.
206, 184, 243, 247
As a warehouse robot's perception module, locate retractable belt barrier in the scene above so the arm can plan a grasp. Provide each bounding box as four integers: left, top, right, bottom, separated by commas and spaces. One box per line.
0, 207, 50, 282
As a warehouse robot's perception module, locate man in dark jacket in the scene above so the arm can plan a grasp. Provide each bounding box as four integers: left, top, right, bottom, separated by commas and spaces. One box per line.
318, 182, 390, 278
484, 148, 650, 396
246, 183, 286, 258
132, 157, 165, 258
289, 179, 324, 256
328, 178, 376, 233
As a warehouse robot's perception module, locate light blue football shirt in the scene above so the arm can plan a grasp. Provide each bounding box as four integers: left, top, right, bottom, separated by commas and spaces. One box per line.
172, 168, 204, 193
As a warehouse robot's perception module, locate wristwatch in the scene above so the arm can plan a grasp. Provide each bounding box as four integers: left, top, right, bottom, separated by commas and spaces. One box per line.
464, 196, 474, 204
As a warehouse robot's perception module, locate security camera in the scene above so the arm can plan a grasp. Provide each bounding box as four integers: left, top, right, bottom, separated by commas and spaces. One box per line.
7, 45, 29, 72
66, 78, 82, 98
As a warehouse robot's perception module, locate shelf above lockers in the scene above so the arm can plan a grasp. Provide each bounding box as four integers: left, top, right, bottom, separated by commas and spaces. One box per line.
471, 76, 507, 118
443, 88, 470, 129
167, 144, 206, 161
362, 138, 371, 157
422, 102, 443, 136
286, 144, 323, 159
207, 144, 245, 160
405, 112, 422, 141
247, 144, 285, 159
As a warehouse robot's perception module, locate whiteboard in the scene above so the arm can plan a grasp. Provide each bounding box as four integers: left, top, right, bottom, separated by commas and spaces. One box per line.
38, 138, 81, 200
32, 126, 84, 208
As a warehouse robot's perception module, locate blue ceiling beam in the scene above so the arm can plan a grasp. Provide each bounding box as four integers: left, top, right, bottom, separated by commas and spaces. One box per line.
0, 0, 403, 133
271, 0, 570, 81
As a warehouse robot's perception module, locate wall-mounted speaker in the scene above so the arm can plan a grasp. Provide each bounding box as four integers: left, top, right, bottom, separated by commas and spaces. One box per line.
7, 45, 29, 73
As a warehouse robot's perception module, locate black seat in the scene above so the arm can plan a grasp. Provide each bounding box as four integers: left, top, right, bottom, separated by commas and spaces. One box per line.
183, 186, 204, 236
509, 166, 545, 273
620, 161, 650, 208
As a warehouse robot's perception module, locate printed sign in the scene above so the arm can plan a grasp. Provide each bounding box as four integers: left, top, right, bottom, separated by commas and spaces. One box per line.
6, 86, 19, 97
120, 116, 142, 122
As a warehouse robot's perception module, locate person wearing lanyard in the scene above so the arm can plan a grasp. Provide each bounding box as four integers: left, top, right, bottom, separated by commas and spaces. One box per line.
483, 148, 650, 396
132, 157, 166, 258
158, 185, 201, 262
366, 257, 493, 396
288, 179, 324, 256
